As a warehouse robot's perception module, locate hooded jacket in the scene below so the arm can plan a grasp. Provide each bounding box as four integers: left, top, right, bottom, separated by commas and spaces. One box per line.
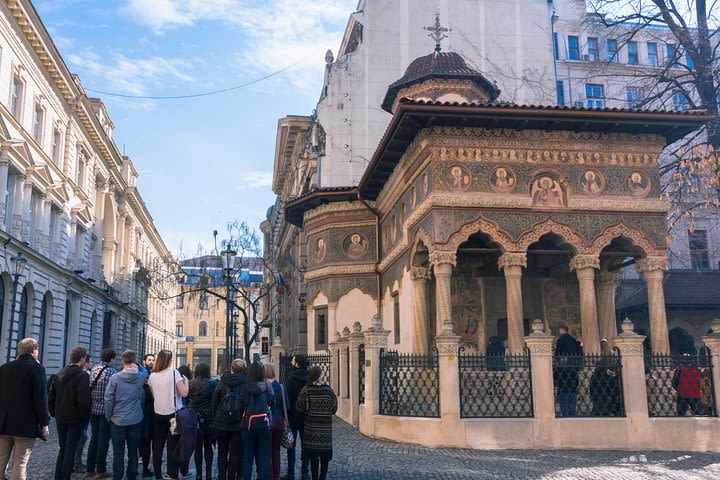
104, 367, 148, 426
285, 367, 309, 428
0, 354, 50, 438
240, 380, 274, 427
48, 364, 91, 425
212, 372, 246, 431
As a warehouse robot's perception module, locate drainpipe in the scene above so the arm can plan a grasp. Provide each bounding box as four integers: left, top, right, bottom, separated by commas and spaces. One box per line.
356, 190, 381, 316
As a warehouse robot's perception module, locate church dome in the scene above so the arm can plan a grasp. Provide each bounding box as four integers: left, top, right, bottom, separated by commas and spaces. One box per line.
381, 50, 501, 113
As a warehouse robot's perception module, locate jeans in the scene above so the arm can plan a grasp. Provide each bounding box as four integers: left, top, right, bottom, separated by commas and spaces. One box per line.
74, 421, 89, 469
307, 453, 330, 480
269, 419, 283, 480
139, 436, 153, 474
677, 396, 701, 416
55, 423, 84, 480
216, 430, 242, 480
110, 422, 141, 480
241, 429, 270, 480
286, 423, 308, 476
0, 435, 35, 480
87, 414, 112, 473
194, 426, 214, 479
557, 392, 577, 417
152, 413, 179, 480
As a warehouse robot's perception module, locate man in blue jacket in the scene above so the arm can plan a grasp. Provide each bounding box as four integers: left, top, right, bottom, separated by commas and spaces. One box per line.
105, 350, 148, 480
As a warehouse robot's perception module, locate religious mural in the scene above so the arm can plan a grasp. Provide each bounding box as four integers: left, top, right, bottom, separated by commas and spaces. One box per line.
579, 170, 604, 195
530, 176, 567, 207
490, 166, 516, 192
343, 233, 369, 259
444, 165, 471, 191
421, 172, 429, 197
313, 238, 326, 263
626, 171, 651, 197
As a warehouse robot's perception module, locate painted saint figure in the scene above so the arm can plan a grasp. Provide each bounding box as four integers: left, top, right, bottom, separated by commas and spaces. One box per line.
314, 238, 326, 262
580, 170, 603, 195
531, 176, 566, 207
491, 167, 516, 192
626, 171, 650, 196
344, 233, 368, 259
444, 165, 471, 191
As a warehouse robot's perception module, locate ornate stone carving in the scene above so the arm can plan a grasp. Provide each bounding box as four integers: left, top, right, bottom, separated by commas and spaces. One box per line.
635, 256, 669, 273
615, 342, 646, 356
409, 266, 432, 281
569, 254, 600, 272
597, 271, 619, 290
619, 317, 636, 336
436, 340, 460, 356
342, 326, 351, 338
516, 218, 589, 254
305, 264, 375, 280
497, 253, 527, 271
590, 222, 660, 256
429, 251, 457, 267
524, 339, 554, 355
441, 214, 515, 253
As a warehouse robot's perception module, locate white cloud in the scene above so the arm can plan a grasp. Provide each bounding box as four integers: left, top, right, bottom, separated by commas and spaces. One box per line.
235, 171, 273, 190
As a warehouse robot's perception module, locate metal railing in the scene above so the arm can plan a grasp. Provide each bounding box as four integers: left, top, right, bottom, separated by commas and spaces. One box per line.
646, 352, 716, 417
553, 352, 624, 417
379, 349, 440, 417
459, 348, 533, 418
278, 353, 332, 386
359, 343, 366, 404
279, 354, 292, 385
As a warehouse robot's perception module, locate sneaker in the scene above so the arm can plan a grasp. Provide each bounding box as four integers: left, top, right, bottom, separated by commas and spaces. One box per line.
73, 465, 87, 474
85, 472, 95, 479
95, 472, 114, 479
141, 470, 154, 479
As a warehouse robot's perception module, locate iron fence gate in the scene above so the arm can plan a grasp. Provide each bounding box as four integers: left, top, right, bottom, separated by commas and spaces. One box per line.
279, 354, 293, 385
459, 349, 533, 418
307, 353, 332, 383
553, 351, 624, 417
379, 349, 439, 417
646, 352, 716, 417
359, 344, 366, 404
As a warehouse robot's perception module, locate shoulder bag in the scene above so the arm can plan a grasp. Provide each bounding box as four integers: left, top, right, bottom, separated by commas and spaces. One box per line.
89, 365, 109, 392
280, 383, 295, 449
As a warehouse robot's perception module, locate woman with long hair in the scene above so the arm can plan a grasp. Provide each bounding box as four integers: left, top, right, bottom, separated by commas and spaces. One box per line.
187, 362, 217, 480
264, 363, 287, 480
296, 366, 337, 480
240, 362, 274, 480
147, 350, 188, 480
212, 358, 247, 480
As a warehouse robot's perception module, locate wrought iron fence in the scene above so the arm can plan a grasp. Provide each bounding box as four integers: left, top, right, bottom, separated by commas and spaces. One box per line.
359, 344, 366, 404
279, 354, 292, 385
307, 353, 332, 384
645, 352, 716, 417
458, 349, 533, 418
553, 352, 624, 417
379, 349, 440, 417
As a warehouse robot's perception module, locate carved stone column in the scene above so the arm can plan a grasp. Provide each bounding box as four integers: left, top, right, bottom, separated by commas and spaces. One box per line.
702, 319, 720, 419
570, 254, 601, 355
115, 211, 127, 275
597, 271, 619, 348
409, 266, 431, 354
614, 318, 650, 448
338, 327, 350, 400
11, 174, 26, 239
436, 319, 461, 432
524, 319, 555, 445
0, 156, 9, 231
362, 315, 390, 421
429, 251, 456, 336
636, 256, 670, 354
327, 302, 338, 347
34, 192, 46, 253
498, 253, 527, 354
328, 332, 341, 395
348, 322, 365, 427
21, 173, 33, 243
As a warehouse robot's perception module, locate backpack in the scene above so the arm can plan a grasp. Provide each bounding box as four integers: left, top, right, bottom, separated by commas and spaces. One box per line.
221, 385, 242, 418
242, 388, 272, 431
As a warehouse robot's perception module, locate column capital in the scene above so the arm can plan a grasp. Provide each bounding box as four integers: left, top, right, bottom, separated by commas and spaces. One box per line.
348, 321, 365, 349
436, 331, 461, 357
569, 254, 600, 272
636, 256, 669, 274
429, 251, 456, 268
409, 265, 432, 281
498, 252, 527, 271
597, 270, 619, 289
327, 301, 338, 310
364, 314, 390, 348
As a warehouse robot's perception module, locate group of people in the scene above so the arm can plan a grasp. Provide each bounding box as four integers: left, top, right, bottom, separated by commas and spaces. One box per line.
0, 338, 338, 480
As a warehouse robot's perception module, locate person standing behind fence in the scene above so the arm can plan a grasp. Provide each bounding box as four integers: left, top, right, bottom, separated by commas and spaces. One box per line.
105, 350, 148, 480
264, 363, 286, 480
139, 354, 156, 479
296, 366, 337, 480
188, 363, 217, 480
240, 361, 274, 480
87, 349, 118, 479
282, 355, 309, 480
0, 338, 50, 480
213, 359, 246, 480
554, 326, 581, 417
674, 352, 703, 416
49, 347, 92, 480
148, 350, 188, 480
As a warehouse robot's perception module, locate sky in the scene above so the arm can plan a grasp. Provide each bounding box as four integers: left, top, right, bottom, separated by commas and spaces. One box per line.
33, 0, 359, 257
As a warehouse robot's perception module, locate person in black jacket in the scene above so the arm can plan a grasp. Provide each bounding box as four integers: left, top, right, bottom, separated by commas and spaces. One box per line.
49, 346, 92, 480
212, 359, 247, 480
188, 362, 217, 480
0, 338, 49, 480
138, 354, 155, 479
554, 326, 582, 417
282, 354, 309, 480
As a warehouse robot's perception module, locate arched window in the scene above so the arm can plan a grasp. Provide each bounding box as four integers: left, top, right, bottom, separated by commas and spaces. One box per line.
63, 299, 71, 365
39, 292, 51, 363
176, 321, 183, 337
18, 285, 29, 343
198, 320, 207, 337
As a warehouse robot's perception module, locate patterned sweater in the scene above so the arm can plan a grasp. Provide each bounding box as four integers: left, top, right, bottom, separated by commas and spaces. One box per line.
296, 382, 338, 454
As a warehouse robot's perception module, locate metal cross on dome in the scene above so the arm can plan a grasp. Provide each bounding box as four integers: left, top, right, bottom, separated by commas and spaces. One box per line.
424, 12, 451, 53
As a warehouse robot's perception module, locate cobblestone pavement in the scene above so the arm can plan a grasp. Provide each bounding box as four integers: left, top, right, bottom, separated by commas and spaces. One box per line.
17, 419, 720, 479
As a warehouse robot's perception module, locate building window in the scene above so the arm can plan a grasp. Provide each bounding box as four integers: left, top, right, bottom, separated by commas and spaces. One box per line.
176, 349, 187, 369
33, 105, 44, 143
76, 150, 86, 189
607, 39, 618, 62
553, 32, 559, 60
672, 91, 690, 111
585, 84, 605, 108
315, 307, 328, 350
199, 292, 208, 310
393, 292, 400, 344
192, 348, 212, 369
176, 321, 183, 337
176, 294, 184, 309
627, 87, 644, 108
39, 293, 50, 363
556, 81, 565, 106
647, 42, 658, 66
587, 37, 599, 61
18, 285, 29, 343
52, 129, 62, 166
568, 36, 580, 60
689, 229, 709, 270
627, 41, 638, 65
10, 76, 23, 118
666, 44, 677, 66
685, 51, 694, 69
199, 320, 208, 337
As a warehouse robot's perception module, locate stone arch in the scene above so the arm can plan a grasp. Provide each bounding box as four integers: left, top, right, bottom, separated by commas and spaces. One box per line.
309, 290, 329, 308
409, 229, 432, 268
442, 215, 514, 253
668, 325, 697, 354
590, 222, 661, 257
516, 218, 587, 254
336, 287, 375, 333
102, 192, 117, 241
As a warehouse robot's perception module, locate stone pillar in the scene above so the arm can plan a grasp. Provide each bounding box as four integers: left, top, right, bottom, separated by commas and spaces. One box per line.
20, 174, 32, 243
498, 253, 527, 354
597, 271, 619, 348
42, 196, 51, 258
429, 251, 456, 336
11, 174, 25, 238
570, 254, 601, 355
102, 239, 117, 281
363, 315, 390, 419
702, 319, 720, 418
409, 266, 431, 354
269, 335, 285, 368
0, 156, 9, 231
524, 319, 555, 445
338, 327, 350, 399
614, 318, 650, 448
34, 193, 46, 253
327, 302, 338, 346
348, 322, 364, 426
636, 256, 670, 354
115, 212, 127, 275
436, 319, 461, 430
328, 332, 341, 395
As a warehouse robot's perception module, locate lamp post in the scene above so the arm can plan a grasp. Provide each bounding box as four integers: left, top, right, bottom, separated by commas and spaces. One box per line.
140, 316, 148, 359
220, 248, 237, 373
5, 252, 27, 363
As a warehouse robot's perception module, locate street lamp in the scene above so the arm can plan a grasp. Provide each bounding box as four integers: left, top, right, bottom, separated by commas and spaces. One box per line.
5, 252, 27, 363
220, 248, 237, 373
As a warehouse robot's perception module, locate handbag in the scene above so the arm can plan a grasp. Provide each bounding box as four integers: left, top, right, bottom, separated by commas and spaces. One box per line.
280, 384, 295, 449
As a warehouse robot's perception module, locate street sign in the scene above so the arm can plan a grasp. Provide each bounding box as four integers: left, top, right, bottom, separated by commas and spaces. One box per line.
261, 336, 269, 355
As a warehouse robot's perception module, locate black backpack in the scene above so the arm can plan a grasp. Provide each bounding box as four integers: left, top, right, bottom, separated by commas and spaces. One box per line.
242, 388, 272, 431
221, 385, 242, 418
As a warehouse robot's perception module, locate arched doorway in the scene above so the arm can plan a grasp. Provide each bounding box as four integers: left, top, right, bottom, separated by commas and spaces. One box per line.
669, 327, 696, 355
39, 292, 52, 363
17, 284, 31, 343
62, 299, 71, 365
